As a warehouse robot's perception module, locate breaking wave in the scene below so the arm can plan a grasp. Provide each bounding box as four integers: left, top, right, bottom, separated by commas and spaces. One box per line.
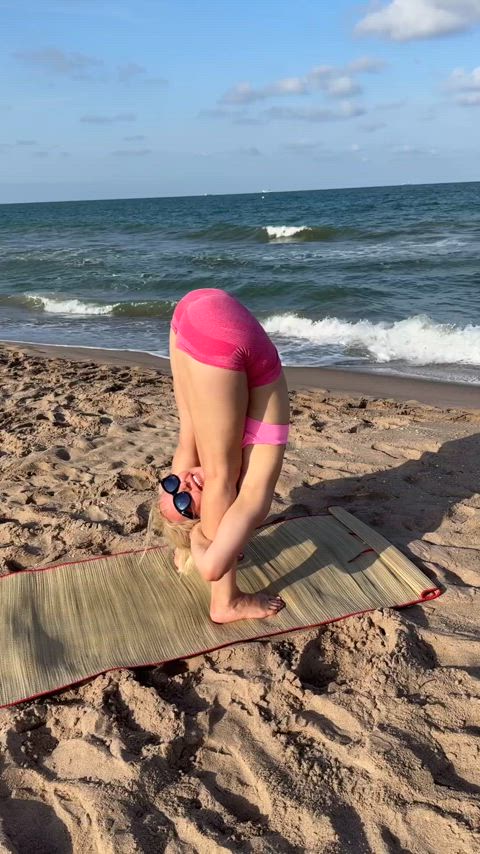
187, 223, 356, 242
263, 313, 480, 366
6, 294, 176, 318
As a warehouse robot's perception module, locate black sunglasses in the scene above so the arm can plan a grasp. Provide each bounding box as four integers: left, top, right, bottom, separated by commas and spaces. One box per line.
160, 474, 196, 519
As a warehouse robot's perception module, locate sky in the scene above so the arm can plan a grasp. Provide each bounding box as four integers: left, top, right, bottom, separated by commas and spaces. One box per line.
1, 0, 480, 202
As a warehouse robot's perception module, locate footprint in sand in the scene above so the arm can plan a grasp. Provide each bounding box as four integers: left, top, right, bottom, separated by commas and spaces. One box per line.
78, 505, 111, 523
54, 447, 71, 461
116, 468, 154, 491
399, 806, 480, 854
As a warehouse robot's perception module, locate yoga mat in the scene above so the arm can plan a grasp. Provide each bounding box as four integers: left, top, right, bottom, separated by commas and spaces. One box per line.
0, 508, 442, 708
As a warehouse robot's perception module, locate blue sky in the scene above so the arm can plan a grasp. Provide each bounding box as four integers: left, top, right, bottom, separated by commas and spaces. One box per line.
1, 0, 480, 202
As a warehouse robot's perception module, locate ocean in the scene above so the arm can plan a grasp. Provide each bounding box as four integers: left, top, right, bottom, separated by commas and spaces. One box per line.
1, 181, 479, 385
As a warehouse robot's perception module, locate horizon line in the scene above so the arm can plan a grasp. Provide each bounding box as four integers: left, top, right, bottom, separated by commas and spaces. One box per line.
0, 178, 478, 207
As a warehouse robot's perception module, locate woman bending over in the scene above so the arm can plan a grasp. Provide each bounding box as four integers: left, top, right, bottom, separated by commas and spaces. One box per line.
157, 288, 289, 624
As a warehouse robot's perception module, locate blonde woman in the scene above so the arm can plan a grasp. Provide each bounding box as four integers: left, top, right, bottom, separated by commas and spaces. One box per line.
157, 288, 290, 624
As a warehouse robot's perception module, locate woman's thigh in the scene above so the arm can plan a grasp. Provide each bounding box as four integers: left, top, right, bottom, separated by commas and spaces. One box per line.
177, 349, 249, 477
169, 328, 197, 454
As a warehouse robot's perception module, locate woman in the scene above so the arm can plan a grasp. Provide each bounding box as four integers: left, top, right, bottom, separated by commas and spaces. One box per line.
157, 288, 289, 624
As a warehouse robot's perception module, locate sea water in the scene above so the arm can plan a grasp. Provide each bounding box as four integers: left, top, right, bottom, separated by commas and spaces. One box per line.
1, 181, 479, 384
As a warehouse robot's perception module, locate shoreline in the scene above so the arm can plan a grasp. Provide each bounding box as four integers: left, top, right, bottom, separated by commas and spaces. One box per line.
2, 339, 479, 411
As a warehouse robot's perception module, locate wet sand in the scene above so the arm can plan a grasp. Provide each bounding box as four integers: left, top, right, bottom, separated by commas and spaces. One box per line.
5, 339, 480, 409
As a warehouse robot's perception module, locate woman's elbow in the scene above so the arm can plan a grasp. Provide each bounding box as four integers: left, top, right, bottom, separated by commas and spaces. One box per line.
201, 569, 221, 583
254, 500, 271, 529
200, 565, 226, 583
198, 555, 230, 583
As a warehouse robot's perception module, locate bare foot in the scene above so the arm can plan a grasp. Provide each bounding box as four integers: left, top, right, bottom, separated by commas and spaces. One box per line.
210, 593, 285, 624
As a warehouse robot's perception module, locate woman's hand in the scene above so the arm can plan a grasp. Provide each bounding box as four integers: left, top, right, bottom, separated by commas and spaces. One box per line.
190, 523, 218, 580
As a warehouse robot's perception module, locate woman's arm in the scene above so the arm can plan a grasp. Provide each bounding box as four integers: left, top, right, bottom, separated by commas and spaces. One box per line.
199, 471, 239, 541
191, 490, 270, 582
171, 442, 200, 474
192, 443, 286, 580
175, 360, 247, 538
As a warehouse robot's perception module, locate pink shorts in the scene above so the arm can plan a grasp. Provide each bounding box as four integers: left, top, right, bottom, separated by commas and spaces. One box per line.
171, 288, 282, 388
242, 417, 289, 448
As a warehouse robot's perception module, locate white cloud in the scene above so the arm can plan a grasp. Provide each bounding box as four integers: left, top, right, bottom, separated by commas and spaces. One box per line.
271, 77, 308, 96
221, 83, 264, 104
325, 75, 361, 97
457, 91, 480, 104
447, 66, 480, 104
221, 78, 307, 104
14, 47, 103, 79
206, 100, 366, 124
14, 47, 165, 86
356, 0, 480, 41
117, 62, 146, 82
117, 62, 167, 86
347, 56, 387, 73
392, 144, 438, 155
450, 66, 480, 88
220, 57, 382, 105
262, 102, 366, 121
337, 100, 366, 117
307, 67, 363, 97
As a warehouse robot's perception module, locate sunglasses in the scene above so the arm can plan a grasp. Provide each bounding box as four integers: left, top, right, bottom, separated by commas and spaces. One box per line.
160, 474, 197, 519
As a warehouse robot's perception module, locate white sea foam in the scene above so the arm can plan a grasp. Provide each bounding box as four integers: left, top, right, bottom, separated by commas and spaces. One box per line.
265, 225, 310, 239
263, 313, 480, 366
29, 295, 115, 315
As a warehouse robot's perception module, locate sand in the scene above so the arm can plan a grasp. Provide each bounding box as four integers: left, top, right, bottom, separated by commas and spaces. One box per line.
0, 341, 479, 854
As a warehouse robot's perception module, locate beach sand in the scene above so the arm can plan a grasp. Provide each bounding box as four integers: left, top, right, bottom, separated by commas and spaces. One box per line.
0, 341, 479, 854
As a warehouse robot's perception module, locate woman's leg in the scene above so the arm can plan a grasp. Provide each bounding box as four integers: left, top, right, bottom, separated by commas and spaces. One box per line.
169, 328, 200, 472
177, 354, 283, 621
179, 355, 248, 537
209, 563, 284, 623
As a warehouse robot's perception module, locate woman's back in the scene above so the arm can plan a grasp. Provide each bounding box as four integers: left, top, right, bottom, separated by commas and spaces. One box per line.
171, 288, 281, 388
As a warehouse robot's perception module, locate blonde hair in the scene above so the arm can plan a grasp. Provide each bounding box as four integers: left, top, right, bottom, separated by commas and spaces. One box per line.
144, 497, 198, 574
